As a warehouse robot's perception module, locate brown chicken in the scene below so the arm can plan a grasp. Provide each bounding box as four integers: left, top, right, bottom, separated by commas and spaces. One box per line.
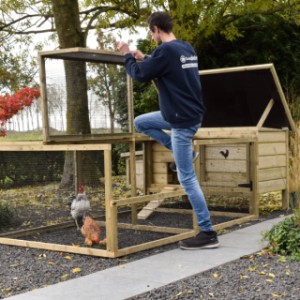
81, 213, 102, 246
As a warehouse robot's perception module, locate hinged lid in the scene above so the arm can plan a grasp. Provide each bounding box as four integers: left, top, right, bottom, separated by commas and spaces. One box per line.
199, 64, 295, 131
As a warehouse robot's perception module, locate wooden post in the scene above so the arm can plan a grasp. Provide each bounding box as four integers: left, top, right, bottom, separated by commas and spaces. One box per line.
38, 54, 50, 142
249, 141, 259, 217
104, 147, 118, 254
282, 129, 290, 209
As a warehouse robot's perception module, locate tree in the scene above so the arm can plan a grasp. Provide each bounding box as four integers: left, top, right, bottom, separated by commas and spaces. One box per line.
1, 0, 300, 187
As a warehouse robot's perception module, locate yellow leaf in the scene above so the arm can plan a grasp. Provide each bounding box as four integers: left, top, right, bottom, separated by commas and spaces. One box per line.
266, 279, 273, 283
285, 270, 290, 276
48, 261, 56, 265
240, 274, 249, 279
248, 265, 259, 271
64, 256, 72, 260
2, 287, 12, 292
259, 271, 266, 276
176, 292, 182, 297
72, 268, 81, 274
208, 292, 214, 297
271, 293, 283, 298
268, 273, 276, 278
212, 273, 219, 278
61, 274, 69, 281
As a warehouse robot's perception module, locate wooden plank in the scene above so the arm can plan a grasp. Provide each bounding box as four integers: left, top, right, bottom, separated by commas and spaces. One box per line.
205, 172, 248, 183
258, 155, 286, 169
137, 186, 179, 220
210, 211, 249, 218
257, 98, 274, 128
152, 143, 170, 151
213, 215, 257, 231
258, 167, 286, 181
0, 142, 111, 151
116, 231, 196, 257
152, 162, 168, 173
202, 186, 253, 196
194, 127, 258, 139
112, 189, 185, 207
257, 131, 286, 143
205, 159, 247, 173
152, 174, 170, 185
249, 142, 259, 216
194, 138, 256, 145
258, 179, 286, 193
258, 143, 286, 156
152, 151, 173, 162
269, 65, 296, 132
205, 144, 247, 160
117, 223, 190, 234
201, 180, 247, 187
0, 237, 115, 258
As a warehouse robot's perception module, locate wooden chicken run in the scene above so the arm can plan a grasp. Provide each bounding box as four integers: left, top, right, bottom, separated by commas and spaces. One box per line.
0, 48, 295, 258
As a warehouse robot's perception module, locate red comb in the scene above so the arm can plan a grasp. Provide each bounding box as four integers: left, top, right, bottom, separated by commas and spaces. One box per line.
78, 183, 84, 193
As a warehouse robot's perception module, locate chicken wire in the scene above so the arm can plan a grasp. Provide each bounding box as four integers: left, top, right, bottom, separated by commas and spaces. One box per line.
44, 57, 130, 137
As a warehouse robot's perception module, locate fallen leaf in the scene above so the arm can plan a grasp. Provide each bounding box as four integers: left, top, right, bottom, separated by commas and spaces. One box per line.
240, 274, 249, 279
208, 292, 214, 297
266, 279, 273, 283
64, 256, 72, 260
61, 274, 69, 281
268, 273, 276, 278
72, 268, 81, 274
259, 271, 266, 276
272, 293, 283, 298
248, 265, 259, 271
285, 270, 290, 276
47, 261, 56, 265
212, 273, 219, 278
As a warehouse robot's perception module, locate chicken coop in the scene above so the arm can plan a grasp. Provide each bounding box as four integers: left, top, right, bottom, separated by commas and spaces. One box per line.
135, 64, 295, 220
0, 49, 295, 258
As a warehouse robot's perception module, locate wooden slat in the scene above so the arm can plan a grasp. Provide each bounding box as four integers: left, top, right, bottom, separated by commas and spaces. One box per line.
152, 162, 168, 173
258, 143, 286, 156
195, 127, 258, 139
205, 172, 248, 183
258, 179, 286, 193
213, 215, 257, 231
258, 155, 286, 169
152, 151, 173, 162
0, 237, 115, 258
0, 142, 111, 151
205, 159, 247, 173
205, 144, 247, 160
257, 98, 274, 128
258, 167, 286, 181
257, 131, 286, 143
112, 189, 185, 207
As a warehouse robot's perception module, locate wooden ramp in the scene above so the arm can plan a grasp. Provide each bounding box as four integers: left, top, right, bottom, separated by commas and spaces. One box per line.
137, 186, 178, 220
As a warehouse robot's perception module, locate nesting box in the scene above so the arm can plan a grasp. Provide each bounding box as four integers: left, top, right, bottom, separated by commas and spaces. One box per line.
141, 64, 295, 216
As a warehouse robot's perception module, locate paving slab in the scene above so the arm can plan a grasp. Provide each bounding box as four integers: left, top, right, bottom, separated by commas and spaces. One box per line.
6, 216, 286, 300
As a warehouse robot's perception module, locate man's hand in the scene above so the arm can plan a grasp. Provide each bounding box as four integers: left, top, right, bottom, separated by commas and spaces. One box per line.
132, 50, 145, 60
117, 41, 130, 55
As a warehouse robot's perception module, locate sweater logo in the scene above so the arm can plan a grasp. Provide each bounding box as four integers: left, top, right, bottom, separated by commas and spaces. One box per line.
180, 55, 198, 63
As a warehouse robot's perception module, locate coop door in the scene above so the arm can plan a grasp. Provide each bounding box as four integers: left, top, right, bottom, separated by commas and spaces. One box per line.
199, 143, 251, 190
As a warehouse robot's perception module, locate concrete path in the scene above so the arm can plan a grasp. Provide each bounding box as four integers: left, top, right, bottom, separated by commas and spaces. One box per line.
7, 216, 286, 300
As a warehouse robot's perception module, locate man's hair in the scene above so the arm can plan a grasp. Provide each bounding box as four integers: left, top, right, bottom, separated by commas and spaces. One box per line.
147, 11, 173, 33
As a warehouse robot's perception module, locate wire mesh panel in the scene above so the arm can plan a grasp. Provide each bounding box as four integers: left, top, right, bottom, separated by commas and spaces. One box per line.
39, 49, 132, 142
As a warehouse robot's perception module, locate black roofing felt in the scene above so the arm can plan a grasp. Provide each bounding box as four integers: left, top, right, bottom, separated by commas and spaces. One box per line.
200, 65, 294, 130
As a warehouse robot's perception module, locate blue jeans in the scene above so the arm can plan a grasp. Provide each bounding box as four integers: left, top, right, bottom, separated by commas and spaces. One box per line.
134, 111, 213, 232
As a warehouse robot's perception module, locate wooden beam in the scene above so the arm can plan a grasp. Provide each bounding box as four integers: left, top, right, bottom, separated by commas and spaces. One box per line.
257, 98, 274, 128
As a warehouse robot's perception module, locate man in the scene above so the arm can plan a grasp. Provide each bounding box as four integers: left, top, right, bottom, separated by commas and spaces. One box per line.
117, 11, 219, 250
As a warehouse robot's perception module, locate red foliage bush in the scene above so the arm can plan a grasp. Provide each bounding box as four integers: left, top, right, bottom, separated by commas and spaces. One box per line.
0, 87, 40, 136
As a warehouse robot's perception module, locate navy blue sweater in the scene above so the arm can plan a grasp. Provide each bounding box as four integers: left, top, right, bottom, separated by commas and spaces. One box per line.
124, 40, 206, 128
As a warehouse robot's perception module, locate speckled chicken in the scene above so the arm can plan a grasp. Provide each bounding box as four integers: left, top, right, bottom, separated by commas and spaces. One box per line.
81, 213, 101, 246
69, 184, 90, 230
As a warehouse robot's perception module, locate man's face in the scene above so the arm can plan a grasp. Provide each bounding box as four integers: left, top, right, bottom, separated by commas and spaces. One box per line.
148, 26, 162, 45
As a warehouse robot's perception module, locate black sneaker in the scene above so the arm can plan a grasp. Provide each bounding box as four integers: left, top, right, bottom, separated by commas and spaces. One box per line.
179, 231, 220, 250
169, 152, 200, 172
